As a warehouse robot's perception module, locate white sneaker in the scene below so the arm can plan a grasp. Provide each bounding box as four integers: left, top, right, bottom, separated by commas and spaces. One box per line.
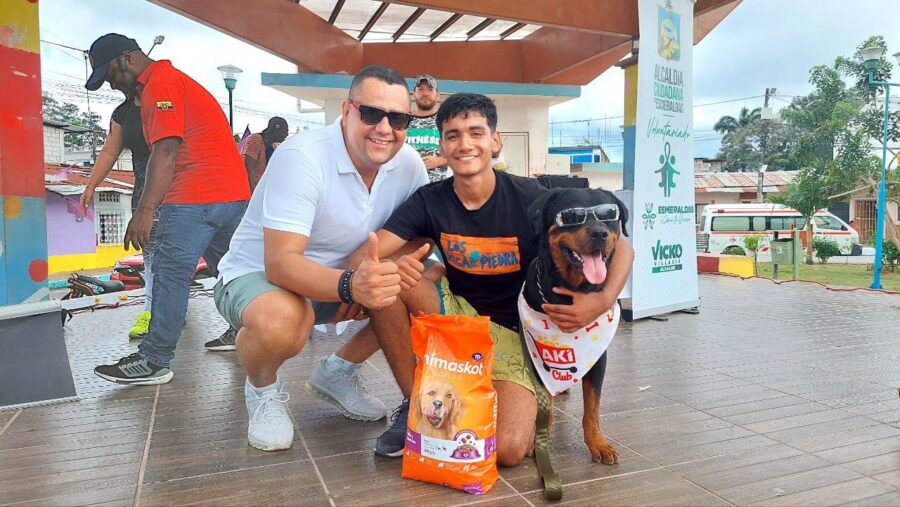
306, 356, 387, 421
245, 378, 294, 451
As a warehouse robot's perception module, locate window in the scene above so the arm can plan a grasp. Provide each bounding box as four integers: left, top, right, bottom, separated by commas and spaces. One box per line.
711, 216, 750, 231
769, 216, 807, 231
751, 216, 766, 231
98, 212, 126, 245
813, 216, 846, 231
98, 192, 120, 203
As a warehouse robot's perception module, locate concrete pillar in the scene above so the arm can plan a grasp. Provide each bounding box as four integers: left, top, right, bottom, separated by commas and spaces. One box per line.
0, 1, 49, 305
322, 98, 343, 124
619, 55, 638, 191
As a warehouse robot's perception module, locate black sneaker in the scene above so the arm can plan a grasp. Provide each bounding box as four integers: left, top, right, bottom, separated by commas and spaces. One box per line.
94, 352, 173, 385
205, 327, 237, 351
374, 398, 409, 457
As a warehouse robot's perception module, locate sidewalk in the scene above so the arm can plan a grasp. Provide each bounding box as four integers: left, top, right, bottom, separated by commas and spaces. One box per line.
1, 275, 898, 506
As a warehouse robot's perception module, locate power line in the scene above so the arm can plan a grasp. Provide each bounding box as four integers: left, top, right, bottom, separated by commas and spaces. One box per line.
42, 78, 325, 127
40, 38, 86, 54
549, 95, 768, 126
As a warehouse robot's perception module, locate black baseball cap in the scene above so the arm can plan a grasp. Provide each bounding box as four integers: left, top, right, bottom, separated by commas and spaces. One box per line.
84, 33, 141, 91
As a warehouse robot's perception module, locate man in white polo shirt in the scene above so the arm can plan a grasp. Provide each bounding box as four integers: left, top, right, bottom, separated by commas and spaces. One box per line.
215, 65, 429, 451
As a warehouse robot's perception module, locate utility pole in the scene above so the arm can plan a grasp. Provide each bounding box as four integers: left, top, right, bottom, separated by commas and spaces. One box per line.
757, 87, 776, 202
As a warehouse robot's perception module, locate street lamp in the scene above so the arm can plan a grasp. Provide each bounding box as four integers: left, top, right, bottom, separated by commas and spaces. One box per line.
217, 64, 243, 132
861, 45, 900, 289
147, 35, 164, 55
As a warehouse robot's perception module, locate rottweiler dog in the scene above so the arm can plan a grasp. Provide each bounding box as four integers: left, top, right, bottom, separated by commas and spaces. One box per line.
523, 187, 629, 464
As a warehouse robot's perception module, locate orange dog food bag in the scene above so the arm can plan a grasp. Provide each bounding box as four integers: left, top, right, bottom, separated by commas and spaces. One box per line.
401, 313, 498, 494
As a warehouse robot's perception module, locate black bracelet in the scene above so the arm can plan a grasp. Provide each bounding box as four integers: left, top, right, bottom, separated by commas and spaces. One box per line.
338, 269, 355, 304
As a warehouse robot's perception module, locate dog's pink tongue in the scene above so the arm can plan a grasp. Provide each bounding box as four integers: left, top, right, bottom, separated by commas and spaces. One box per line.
582, 253, 607, 285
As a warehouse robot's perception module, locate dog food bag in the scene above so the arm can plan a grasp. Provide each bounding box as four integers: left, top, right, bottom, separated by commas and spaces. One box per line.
401, 313, 498, 495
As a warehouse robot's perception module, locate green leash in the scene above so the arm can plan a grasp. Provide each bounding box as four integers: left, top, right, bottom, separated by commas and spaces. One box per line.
520, 330, 562, 501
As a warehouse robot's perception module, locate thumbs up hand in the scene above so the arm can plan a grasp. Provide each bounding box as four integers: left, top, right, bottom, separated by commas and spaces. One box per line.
397, 242, 431, 291
352, 233, 401, 309
367, 231, 380, 263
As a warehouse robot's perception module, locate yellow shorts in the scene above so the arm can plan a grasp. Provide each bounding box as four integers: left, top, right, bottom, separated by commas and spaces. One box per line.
436, 278, 535, 394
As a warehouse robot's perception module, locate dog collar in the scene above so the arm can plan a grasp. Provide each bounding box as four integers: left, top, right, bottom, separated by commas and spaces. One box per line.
534, 258, 548, 304
518, 290, 619, 396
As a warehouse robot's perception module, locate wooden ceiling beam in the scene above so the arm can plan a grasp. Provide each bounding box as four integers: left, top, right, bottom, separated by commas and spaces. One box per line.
392, 7, 425, 41
363, 40, 522, 82
499, 22, 526, 40
694, 0, 742, 44
328, 0, 346, 24
466, 18, 495, 41
358, 2, 389, 41
384, 0, 637, 36
429, 13, 462, 41
521, 28, 630, 83
150, 0, 743, 85
148, 0, 362, 74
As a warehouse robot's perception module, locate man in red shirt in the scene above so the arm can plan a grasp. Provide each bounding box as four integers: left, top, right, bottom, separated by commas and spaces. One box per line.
86, 33, 250, 385
242, 116, 289, 192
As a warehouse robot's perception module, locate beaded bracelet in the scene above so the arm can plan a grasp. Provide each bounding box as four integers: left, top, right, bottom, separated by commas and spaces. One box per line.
338, 269, 355, 304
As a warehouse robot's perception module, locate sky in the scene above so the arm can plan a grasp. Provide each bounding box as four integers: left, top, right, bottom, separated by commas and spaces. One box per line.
38, 0, 900, 161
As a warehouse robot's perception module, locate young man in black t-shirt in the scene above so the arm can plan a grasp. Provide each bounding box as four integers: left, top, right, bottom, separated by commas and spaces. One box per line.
367, 93, 634, 464
80, 95, 155, 341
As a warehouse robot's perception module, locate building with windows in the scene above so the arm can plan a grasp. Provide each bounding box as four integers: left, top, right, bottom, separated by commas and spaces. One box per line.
44, 164, 135, 273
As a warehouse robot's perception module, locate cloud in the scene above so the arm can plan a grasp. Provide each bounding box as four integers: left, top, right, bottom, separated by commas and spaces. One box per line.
39, 0, 900, 155
39, 0, 316, 133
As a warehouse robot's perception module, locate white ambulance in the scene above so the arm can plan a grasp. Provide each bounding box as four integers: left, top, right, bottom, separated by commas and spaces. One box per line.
698, 204, 859, 256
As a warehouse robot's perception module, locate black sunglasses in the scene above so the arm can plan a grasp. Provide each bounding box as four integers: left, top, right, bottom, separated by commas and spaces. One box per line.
348, 99, 412, 130
555, 204, 620, 228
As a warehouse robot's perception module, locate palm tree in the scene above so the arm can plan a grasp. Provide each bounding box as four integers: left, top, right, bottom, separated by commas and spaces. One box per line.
713, 107, 762, 135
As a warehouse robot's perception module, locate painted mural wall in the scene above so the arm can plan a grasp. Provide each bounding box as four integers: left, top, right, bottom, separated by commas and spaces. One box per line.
0, 0, 50, 305
46, 192, 96, 256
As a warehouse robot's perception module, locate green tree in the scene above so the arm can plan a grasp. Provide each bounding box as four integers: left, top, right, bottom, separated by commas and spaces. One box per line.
717, 120, 800, 172
42, 94, 108, 152
780, 65, 855, 166
743, 234, 763, 275
812, 238, 840, 264
713, 106, 761, 135
770, 37, 897, 264
835, 36, 900, 238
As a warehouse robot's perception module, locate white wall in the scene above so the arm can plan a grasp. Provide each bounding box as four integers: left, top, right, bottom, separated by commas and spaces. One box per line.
43, 126, 65, 163
578, 172, 624, 191
322, 98, 344, 124
544, 154, 570, 175
493, 98, 548, 176
316, 94, 556, 176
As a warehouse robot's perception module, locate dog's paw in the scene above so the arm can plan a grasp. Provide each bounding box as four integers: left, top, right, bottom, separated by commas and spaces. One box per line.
587, 438, 619, 465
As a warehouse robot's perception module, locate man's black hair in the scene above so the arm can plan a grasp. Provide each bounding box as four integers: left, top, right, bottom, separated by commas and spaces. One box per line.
348, 65, 407, 99
267, 116, 288, 130
435, 93, 498, 135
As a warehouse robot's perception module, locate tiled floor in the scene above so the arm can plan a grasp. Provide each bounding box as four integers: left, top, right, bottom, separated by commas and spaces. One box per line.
1, 275, 899, 506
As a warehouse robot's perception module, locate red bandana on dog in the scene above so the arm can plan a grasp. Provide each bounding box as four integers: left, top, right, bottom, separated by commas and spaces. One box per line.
518, 290, 619, 396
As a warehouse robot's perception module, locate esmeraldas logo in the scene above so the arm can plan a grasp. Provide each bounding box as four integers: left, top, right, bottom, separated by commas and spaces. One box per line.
424, 353, 484, 375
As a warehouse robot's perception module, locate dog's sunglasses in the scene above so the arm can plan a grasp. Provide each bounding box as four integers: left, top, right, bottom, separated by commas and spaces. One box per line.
347, 99, 412, 130
555, 204, 620, 228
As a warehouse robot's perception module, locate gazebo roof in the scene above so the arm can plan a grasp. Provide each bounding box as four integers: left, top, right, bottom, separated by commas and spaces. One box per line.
149, 0, 742, 85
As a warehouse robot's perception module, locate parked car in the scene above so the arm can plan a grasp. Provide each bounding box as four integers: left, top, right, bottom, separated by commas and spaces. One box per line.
698, 204, 860, 257
111, 253, 210, 291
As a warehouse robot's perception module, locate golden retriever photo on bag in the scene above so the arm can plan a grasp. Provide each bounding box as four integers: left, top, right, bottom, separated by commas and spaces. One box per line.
402, 314, 498, 494
413, 379, 464, 440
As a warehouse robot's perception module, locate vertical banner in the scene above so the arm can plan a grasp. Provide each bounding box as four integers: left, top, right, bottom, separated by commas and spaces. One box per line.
631, 0, 699, 318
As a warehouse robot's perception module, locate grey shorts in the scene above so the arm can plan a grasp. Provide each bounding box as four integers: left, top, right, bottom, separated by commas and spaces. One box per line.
214, 271, 340, 330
